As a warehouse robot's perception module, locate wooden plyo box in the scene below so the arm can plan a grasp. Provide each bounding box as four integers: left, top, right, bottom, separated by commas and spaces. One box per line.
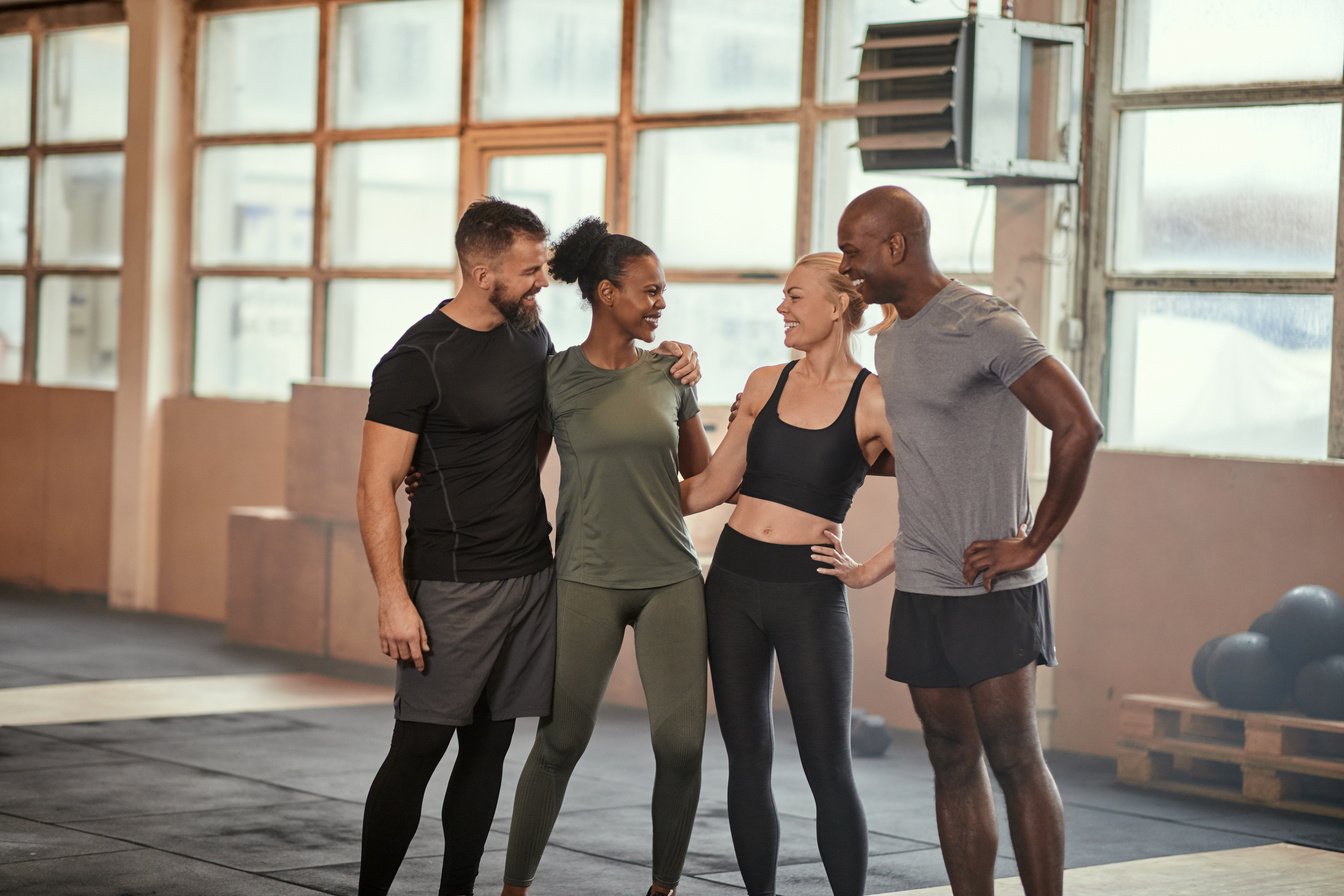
1117, 694, 1344, 820
226, 507, 390, 670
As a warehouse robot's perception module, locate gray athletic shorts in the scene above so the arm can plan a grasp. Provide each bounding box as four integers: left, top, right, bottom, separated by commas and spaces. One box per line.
395, 566, 557, 726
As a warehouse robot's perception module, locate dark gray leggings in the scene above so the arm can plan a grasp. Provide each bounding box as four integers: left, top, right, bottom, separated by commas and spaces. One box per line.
705, 526, 868, 896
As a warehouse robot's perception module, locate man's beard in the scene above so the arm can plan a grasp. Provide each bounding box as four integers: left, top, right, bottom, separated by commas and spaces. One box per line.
490, 283, 541, 332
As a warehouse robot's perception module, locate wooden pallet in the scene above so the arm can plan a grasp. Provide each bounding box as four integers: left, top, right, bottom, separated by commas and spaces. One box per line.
1116, 694, 1344, 820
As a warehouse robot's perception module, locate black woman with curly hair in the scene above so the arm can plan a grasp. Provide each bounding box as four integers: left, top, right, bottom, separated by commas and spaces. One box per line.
501, 217, 711, 896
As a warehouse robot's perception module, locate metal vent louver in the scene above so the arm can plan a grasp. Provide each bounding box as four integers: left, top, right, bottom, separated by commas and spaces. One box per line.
855, 16, 1084, 184
856, 17, 970, 172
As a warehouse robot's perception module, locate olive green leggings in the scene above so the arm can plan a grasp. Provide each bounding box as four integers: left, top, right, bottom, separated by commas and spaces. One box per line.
503, 576, 707, 889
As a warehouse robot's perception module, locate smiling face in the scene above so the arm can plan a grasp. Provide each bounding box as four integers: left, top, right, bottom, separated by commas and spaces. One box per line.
486, 236, 549, 331
598, 253, 666, 343
836, 207, 900, 307
778, 262, 844, 352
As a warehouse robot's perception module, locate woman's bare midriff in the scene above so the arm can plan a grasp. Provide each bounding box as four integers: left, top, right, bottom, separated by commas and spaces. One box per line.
726, 495, 840, 545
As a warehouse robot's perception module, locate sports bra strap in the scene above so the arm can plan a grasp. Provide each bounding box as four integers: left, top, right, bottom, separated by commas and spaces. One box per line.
762, 362, 869, 431
843, 368, 871, 417
761, 360, 799, 413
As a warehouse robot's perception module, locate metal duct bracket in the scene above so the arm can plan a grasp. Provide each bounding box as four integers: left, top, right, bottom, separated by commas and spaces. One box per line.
855, 15, 1084, 184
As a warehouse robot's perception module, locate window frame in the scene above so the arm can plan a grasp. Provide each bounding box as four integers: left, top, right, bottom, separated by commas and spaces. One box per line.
1081, 0, 1344, 459
185, 0, 998, 399
0, 1, 127, 388
187, 0, 468, 394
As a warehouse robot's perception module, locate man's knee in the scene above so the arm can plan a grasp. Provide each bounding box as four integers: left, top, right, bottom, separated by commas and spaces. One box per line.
968, 664, 1046, 780
980, 723, 1047, 786
912, 687, 985, 781
388, 720, 455, 763
922, 725, 985, 783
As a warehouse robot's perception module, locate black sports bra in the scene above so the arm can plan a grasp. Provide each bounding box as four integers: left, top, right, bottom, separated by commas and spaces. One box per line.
738, 361, 872, 524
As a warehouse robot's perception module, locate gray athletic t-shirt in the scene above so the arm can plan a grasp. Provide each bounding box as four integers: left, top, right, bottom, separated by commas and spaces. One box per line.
873, 281, 1051, 596
545, 347, 701, 589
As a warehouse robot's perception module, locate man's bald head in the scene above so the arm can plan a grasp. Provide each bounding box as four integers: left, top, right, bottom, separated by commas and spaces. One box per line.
840, 186, 932, 256
836, 185, 946, 310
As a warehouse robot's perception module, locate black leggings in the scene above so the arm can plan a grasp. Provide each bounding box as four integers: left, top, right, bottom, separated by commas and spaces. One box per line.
359, 699, 515, 896
705, 526, 868, 896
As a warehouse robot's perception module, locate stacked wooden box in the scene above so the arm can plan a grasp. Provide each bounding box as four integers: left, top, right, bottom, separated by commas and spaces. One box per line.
226, 383, 393, 669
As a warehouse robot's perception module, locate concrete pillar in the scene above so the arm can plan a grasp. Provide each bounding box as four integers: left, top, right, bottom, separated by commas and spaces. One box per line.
108, 0, 190, 610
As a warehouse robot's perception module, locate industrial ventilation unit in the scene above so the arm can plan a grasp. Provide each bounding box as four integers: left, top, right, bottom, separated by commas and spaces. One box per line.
856, 15, 1084, 184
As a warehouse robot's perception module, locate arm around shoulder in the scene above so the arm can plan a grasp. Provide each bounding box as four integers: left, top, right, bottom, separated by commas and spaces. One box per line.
680, 365, 780, 514
678, 414, 711, 478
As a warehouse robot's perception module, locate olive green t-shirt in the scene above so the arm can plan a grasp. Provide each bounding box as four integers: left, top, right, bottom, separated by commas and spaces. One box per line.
544, 346, 701, 589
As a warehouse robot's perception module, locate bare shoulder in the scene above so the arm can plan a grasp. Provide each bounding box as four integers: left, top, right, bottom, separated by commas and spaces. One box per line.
736, 362, 784, 419
859, 371, 886, 408
742, 363, 787, 403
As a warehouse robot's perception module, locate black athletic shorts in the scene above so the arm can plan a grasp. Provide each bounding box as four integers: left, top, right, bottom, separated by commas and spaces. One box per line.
885, 581, 1057, 688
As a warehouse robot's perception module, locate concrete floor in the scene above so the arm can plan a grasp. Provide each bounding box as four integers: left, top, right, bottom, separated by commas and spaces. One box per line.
1, 588, 1341, 895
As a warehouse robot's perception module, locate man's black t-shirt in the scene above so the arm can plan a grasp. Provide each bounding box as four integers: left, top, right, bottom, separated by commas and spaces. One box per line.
366, 303, 554, 582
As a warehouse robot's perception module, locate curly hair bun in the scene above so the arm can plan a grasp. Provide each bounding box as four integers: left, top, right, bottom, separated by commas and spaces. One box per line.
549, 216, 610, 284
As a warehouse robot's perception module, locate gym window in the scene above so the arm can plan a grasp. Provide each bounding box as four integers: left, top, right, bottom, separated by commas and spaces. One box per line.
186, 0, 1000, 404
1085, 0, 1344, 460
190, 0, 463, 400
0, 11, 128, 389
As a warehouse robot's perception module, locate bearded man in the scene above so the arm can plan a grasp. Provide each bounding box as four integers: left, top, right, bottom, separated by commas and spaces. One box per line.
354, 197, 697, 896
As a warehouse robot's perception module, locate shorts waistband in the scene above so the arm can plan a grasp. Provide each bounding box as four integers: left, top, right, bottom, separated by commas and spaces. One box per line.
710, 525, 823, 583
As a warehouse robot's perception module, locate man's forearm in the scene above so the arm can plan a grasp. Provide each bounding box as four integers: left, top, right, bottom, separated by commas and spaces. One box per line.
357, 482, 409, 601
1025, 422, 1101, 554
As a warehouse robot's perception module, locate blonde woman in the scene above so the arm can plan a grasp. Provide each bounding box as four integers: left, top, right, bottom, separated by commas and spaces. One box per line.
681, 252, 895, 896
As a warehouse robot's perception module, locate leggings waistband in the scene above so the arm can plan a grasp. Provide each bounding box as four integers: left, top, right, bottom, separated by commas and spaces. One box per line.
710, 525, 826, 583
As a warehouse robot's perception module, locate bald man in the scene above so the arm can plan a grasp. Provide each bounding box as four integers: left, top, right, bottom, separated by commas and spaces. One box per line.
836, 186, 1102, 896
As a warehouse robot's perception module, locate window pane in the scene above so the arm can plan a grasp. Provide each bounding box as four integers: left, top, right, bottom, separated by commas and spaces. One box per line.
1106, 292, 1332, 460
40, 153, 123, 266
195, 277, 311, 400
635, 124, 798, 270
330, 139, 458, 268
478, 0, 620, 120
41, 25, 128, 143
814, 120, 995, 272
640, 0, 802, 113
199, 8, 318, 135
326, 279, 448, 385
487, 153, 606, 239
1114, 105, 1340, 275
0, 276, 23, 382
36, 275, 117, 388
0, 157, 28, 263
657, 282, 787, 405
0, 34, 31, 147
821, 0, 998, 104
334, 0, 462, 128
486, 152, 609, 352
195, 144, 315, 267
1121, 0, 1344, 90
537, 282, 591, 354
